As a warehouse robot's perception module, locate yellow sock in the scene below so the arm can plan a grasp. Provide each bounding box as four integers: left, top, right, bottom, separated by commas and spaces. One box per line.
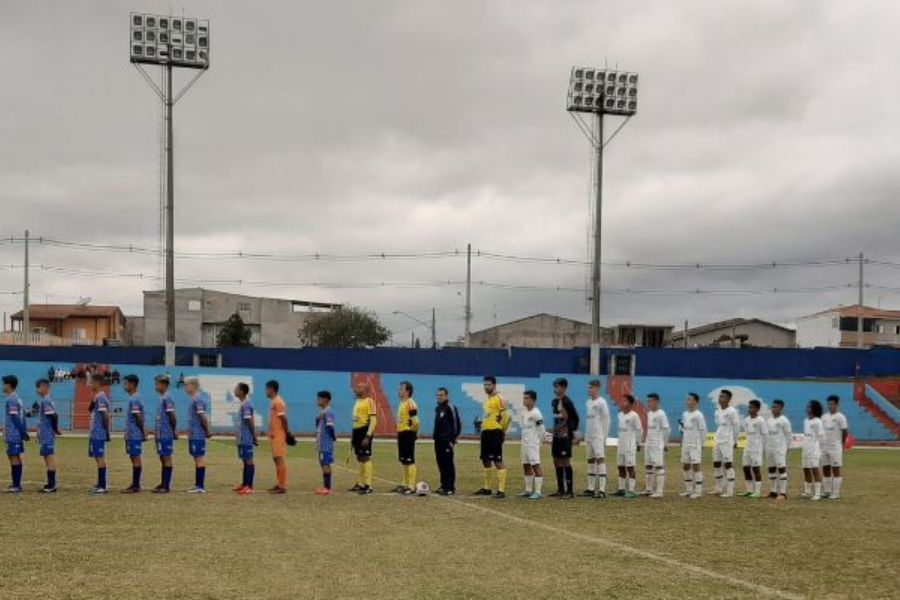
364, 461, 374, 486
358, 463, 365, 486
497, 468, 508, 493
483, 468, 494, 490
401, 465, 409, 488
408, 464, 418, 489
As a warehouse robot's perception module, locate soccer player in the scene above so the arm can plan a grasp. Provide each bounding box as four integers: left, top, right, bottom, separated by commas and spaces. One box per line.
35, 378, 61, 493
433, 387, 461, 496
4, 375, 28, 493
519, 390, 545, 500
643, 393, 670, 498
802, 400, 825, 501
583, 379, 610, 498
614, 394, 643, 498
234, 382, 257, 495
473, 375, 510, 499
711, 389, 740, 498
88, 374, 111, 494
739, 399, 768, 499
549, 378, 579, 499
314, 390, 335, 496
265, 380, 294, 494
821, 395, 849, 500
765, 399, 792, 499
121, 374, 146, 494
680, 393, 707, 499
393, 381, 420, 495
153, 374, 177, 494
185, 377, 212, 494
350, 381, 377, 495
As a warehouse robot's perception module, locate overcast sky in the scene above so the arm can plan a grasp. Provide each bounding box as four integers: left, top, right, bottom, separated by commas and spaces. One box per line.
2, 0, 900, 345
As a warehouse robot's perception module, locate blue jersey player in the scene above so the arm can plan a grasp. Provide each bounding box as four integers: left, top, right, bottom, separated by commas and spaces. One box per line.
314, 391, 336, 496
233, 382, 257, 495
121, 374, 146, 494
185, 377, 212, 494
153, 374, 177, 493
88, 375, 111, 494
36, 378, 61, 493
3, 375, 28, 493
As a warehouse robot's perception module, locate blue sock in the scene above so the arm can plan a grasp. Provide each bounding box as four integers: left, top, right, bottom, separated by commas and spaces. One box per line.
196, 466, 206, 489
163, 466, 173, 489
324, 472, 332, 490
241, 464, 249, 487
98, 468, 107, 489
47, 470, 57, 488
132, 467, 142, 488
12, 464, 22, 488
246, 465, 255, 488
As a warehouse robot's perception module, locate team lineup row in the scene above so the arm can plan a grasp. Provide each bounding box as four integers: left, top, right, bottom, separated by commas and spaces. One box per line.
2, 373, 850, 501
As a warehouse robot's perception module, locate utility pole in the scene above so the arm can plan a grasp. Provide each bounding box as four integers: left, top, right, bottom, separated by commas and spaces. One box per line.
683, 320, 688, 349
164, 62, 176, 366
23, 230, 30, 344
465, 243, 472, 347
589, 113, 604, 374
857, 251, 864, 349
431, 306, 437, 349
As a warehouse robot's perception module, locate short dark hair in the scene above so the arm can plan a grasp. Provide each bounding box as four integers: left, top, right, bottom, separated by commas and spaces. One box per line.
236, 382, 250, 395
687, 392, 699, 402
647, 393, 660, 401
589, 379, 601, 388
400, 381, 414, 396
35, 378, 50, 388
437, 387, 449, 395
827, 395, 840, 404
720, 389, 732, 399
265, 380, 279, 393
483, 375, 496, 384
808, 400, 823, 418
749, 399, 761, 409
317, 390, 332, 401
123, 374, 139, 386
2, 375, 18, 389
524, 390, 537, 401
553, 377, 569, 388
772, 399, 785, 408
623, 394, 636, 405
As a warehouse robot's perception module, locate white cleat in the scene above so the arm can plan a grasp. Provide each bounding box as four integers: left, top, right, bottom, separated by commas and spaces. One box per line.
679, 491, 692, 497
719, 492, 733, 498
689, 493, 702, 499
828, 494, 841, 501
810, 495, 821, 501
650, 492, 663, 499
186, 486, 207, 494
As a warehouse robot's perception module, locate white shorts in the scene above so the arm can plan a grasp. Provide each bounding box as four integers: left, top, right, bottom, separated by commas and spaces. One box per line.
520, 443, 541, 466
681, 445, 701, 465
585, 438, 606, 461
821, 445, 843, 468
713, 443, 734, 464
742, 448, 763, 468
802, 451, 820, 469
765, 449, 787, 469
644, 445, 664, 467
616, 448, 636, 467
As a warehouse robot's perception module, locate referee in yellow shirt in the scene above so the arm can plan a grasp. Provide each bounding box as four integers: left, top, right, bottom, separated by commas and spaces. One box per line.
350, 381, 377, 495
392, 381, 420, 495
474, 375, 509, 498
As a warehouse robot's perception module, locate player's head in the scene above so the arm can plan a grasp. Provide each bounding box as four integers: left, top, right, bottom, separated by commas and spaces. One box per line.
90, 373, 106, 391
826, 394, 840, 413
154, 374, 170, 394
553, 377, 568, 398
316, 390, 332, 408
772, 399, 784, 417
686, 392, 699, 410
354, 380, 370, 398
234, 382, 250, 400
184, 376, 200, 396
588, 379, 601, 398
2, 374, 18, 394
717, 389, 732, 408
483, 375, 496, 395
436, 387, 449, 404
622, 394, 636, 412
265, 380, 279, 399
399, 381, 413, 400
35, 378, 50, 396
748, 399, 761, 416
807, 399, 823, 419
647, 392, 660, 411
123, 374, 139, 395
523, 389, 537, 409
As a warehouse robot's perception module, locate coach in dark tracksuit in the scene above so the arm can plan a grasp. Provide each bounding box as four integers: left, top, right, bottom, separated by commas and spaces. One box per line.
433, 386, 462, 496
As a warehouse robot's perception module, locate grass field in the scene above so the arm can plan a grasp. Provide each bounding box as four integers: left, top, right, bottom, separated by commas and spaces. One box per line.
0, 437, 897, 600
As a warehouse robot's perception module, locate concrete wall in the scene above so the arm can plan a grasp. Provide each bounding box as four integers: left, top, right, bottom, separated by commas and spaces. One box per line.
679, 322, 796, 348
468, 315, 608, 348
796, 314, 840, 347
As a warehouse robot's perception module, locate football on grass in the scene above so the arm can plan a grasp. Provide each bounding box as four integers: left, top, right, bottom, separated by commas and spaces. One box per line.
414, 481, 430, 496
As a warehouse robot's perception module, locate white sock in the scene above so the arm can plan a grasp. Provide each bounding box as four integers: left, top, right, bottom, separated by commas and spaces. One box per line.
597, 463, 607, 492
655, 469, 665, 494
778, 473, 788, 495
645, 471, 655, 492
627, 477, 636, 492
524, 475, 534, 493
618, 475, 626, 491
714, 466, 724, 492
753, 480, 761, 495
725, 468, 735, 495
693, 472, 703, 495
586, 464, 596, 491
745, 477, 753, 493
804, 482, 812, 495
684, 471, 693, 492
833, 476, 842, 495
534, 476, 543, 494
823, 477, 832, 494
769, 473, 777, 493
813, 482, 822, 497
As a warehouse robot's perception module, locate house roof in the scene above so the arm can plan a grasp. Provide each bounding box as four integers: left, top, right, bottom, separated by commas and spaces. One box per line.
469, 313, 596, 335
801, 304, 900, 320
671, 318, 794, 340
11, 304, 124, 321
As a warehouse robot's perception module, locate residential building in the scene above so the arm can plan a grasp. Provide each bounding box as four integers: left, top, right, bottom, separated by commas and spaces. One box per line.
7, 304, 126, 346
613, 324, 673, 348
796, 305, 900, 348
464, 313, 611, 349
671, 318, 796, 348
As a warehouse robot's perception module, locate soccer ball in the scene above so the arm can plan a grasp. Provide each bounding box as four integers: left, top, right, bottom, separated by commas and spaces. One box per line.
414, 481, 430, 496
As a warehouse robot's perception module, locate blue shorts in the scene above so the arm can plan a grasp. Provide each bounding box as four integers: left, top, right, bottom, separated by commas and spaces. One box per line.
39, 442, 55, 457
6, 441, 24, 457
189, 439, 206, 458
318, 450, 334, 466
126, 439, 143, 458
156, 438, 174, 458
88, 439, 107, 458
237, 444, 254, 461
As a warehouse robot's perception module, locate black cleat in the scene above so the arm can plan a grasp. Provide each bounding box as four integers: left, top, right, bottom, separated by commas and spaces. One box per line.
768, 492, 778, 499
391, 485, 407, 494
358, 486, 374, 495
492, 491, 506, 499
580, 489, 595, 497
473, 488, 492, 496
593, 490, 607, 499
348, 484, 364, 492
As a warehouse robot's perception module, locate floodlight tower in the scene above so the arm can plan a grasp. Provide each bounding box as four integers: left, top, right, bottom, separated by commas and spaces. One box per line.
130, 13, 210, 365
566, 66, 638, 375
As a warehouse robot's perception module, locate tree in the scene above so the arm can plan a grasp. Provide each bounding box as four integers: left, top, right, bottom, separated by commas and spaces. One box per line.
299, 306, 390, 349
217, 313, 254, 347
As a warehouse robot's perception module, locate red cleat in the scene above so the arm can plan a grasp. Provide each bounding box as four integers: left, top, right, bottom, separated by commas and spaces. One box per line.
233, 484, 245, 492
314, 487, 332, 496
237, 487, 254, 496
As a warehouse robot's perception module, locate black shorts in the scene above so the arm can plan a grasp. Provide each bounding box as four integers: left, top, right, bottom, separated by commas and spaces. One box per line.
551, 437, 572, 459
480, 429, 504, 462
397, 430, 417, 464
352, 427, 373, 459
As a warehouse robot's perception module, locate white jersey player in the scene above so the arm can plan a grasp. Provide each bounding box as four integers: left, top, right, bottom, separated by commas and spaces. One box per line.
518, 390, 545, 500
802, 400, 825, 501
821, 395, 849, 500
765, 400, 792, 498
740, 400, 768, 498
614, 395, 643, 498
680, 393, 707, 498
642, 394, 670, 498
712, 390, 741, 497
583, 379, 610, 498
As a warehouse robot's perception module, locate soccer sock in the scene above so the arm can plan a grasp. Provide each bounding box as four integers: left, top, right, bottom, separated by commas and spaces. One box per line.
408, 464, 418, 489
823, 477, 832, 494
555, 467, 565, 494
363, 461, 373, 487
276, 463, 287, 488
745, 476, 753, 493
753, 480, 761, 495
534, 476, 543, 494
714, 466, 723, 492
618, 473, 626, 491
323, 471, 332, 490
12, 464, 22, 488
48, 470, 57, 489
564, 466, 573, 495
656, 468, 665, 494
246, 464, 255, 488
497, 468, 508, 493
693, 472, 704, 495
778, 472, 788, 495
597, 463, 607, 493
196, 466, 206, 489
587, 464, 596, 491
645, 471, 655, 492
524, 475, 534, 493
163, 466, 173, 489
98, 467, 107, 489
358, 463, 366, 486
813, 482, 822, 497
627, 477, 636, 492
483, 468, 493, 490
401, 465, 409, 488
833, 476, 842, 496
769, 472, 777, 493
725, 468, 735, 495
242, 464, 249, 487
804, 481, 812, 495
132, 467, 141, 489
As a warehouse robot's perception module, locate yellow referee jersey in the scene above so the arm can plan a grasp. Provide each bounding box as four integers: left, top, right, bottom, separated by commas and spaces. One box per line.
481, 393, 508, 431
353, 397, 377, 429
397, 398, 419, 433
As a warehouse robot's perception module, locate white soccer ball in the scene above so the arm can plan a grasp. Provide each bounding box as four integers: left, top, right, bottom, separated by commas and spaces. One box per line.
414, 481, 431, 496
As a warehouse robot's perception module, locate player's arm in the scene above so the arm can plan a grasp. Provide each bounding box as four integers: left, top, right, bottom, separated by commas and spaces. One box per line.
409, 401, 419, 434
326, 413, 336, 441
246, 409, 258, 445
8, 401, 26, 438
566, 399, 580, 438
451, 405, 461, 443
636, 415, 645, 450
133, 406, 145, 440
198, 403, 212, 439
839, 415, 849, 445
167, 402, 178, 439
499, 397, 511, 432
662, 414, 670, 448
732, 413, 740, 448
101, 400, 111, 440
362, 401, 377, 448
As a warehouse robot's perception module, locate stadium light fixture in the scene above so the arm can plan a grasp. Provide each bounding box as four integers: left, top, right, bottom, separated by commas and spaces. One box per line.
130, 12, 210, 366
566, 65, 638, 375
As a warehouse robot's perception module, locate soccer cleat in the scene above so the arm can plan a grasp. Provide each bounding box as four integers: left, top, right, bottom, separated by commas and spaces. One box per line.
233, 484, 246, 492
650, 492, 664, 499
708, 489, 723, 496
91, 487, 108, 495
43, 485, 58, 494
624, 491, 639, 499
768, 492, 778, 499
237, 487, 254, 496
391, 485, 407, 494
186, 486, 207, 494
268, 486, 286, 494
517, 491, 532, 498
640, 490, 653, 496
689, 493, 701, 499
810, 495, 821, 501
492, 491, 506, 499
348, 484, 364, 492
546, 491, 563, 498
748, 492, 761, 499
719, 492, 733, 498
314, 487, 332, 496
611, 489, 626, 497
528, 492, 543, 500
402, 488, 415, 496
821, 492, 831, 499
4, 485, 21, 494
358, 486, 374, 495
472, 488, 492, 496
445, 490, 455, 496
152, 486, 170, 494
738, 491, 753, 498
593, 490, 607, 499
800, 492, 812, 499
679, 491, 693, 497
828, 494, 840, 501
120, 486, 140, 494
580, 489, 595, 497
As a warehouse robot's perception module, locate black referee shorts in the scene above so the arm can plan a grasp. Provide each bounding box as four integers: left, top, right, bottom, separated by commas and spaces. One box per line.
551, 436, 572, 459
352, 426, 373, 459
397, 430, 417, 464
480, 429, 504, 462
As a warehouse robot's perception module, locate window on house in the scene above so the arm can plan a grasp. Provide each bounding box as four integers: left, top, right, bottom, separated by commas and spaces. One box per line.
187, 300, 201, 312
237, 302, 251, 312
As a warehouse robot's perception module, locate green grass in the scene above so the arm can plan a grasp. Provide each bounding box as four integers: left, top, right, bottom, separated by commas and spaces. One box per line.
0, 437, 897, 599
